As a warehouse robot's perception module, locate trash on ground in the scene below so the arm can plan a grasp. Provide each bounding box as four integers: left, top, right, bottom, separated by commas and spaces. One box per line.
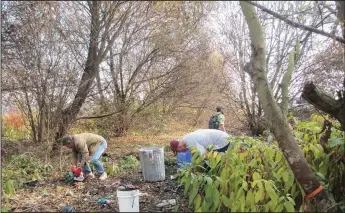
96, 199, 111, 206
104, 194, 114, 199
168, 199, 176, 205
156, 199, 176, 207
71, 165, 82, 177
62, 206, 75, 212
73, 175, 84, 182
64, 172, 75, 184
117, 184, 140, 191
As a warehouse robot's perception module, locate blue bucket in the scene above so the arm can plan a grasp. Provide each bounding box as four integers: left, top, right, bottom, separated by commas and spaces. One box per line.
177, 150, 192, 168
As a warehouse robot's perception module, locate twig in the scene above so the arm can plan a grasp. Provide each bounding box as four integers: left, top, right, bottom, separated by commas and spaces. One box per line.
75, 109, 124, 120
314, 107, 343, 131
324, 202, 339, 211
246, 1, 345, 44
22, 201, 49, 212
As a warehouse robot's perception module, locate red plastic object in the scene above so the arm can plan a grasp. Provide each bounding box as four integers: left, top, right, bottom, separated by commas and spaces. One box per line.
71, 165, 82, 177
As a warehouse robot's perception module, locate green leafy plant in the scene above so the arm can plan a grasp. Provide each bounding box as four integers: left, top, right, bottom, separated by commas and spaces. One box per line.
2, 154, 53, 195
177, 137, 298, 212
172, 205, 180, 212
119, 155, 140, 169
178, 114, 345, 212
164, 145, 171, 152
295, 114, 345, 204
1, 207, 11, 212
105, 163, 122, 176
4, 180, 15, 196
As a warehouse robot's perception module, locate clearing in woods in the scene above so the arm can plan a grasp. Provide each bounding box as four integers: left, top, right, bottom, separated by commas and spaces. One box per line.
2, 133, 194, 212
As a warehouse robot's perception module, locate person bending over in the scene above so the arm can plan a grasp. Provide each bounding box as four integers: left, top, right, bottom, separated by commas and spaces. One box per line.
62, 133, 108, 180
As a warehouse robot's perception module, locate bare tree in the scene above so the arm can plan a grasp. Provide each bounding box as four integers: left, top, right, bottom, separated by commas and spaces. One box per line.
2, 2, 76, 144
245, 0, 345, 130
89, 2, 218, 136
215, 2, 317, 135
53, 1, 132, 149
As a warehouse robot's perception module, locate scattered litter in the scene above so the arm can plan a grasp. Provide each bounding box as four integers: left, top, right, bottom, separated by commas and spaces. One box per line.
168, 199, 176, 205
73, 176, 84, 182
64, 172, 75, 184
56, 185, 64, 191
62, 206, 75, 212
117, 184, 140, 191
74, 183, 80, 189
157, 201, 169, 207
104, 194, 114, 199
156, 199, 176, 207
71, 165, 82, 177
96, 199, 111, 206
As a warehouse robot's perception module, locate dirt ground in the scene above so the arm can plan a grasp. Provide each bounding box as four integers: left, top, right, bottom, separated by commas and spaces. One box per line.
2, 135, 192, 212
4, 160, 190, 212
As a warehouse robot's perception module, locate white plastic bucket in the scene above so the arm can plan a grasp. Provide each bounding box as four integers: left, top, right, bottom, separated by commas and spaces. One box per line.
117, 189, 140, 212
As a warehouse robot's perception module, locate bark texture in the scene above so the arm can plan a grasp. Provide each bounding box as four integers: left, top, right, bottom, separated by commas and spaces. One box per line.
54, 1, 101, 148
302, 82, 345, 131
240, 2, 337, 212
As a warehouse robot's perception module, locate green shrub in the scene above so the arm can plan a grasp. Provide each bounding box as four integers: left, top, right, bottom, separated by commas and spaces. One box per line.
120, 155, 140, 169
2, 154, 53, 196
295, 114, 345, 209
101, 155, 140, 177
177, 137, 298, 212
177, 114, 345, 212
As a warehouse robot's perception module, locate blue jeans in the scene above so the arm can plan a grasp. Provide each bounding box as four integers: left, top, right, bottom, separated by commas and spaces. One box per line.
78, 139, 107, 175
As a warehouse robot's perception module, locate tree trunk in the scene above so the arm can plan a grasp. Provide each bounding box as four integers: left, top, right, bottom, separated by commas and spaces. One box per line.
96, 70, 107, 111
280, 42, 300, 119
240, 2, 337, 212
24, 89, 38, 143
302, 82, 345, 131
53, 1, 101, 149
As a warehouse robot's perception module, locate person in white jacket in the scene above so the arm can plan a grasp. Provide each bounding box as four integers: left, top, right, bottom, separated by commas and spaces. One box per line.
170, 129, 232, 156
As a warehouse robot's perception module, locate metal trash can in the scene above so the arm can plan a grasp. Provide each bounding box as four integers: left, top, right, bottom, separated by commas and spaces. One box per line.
139, 146, 165, 181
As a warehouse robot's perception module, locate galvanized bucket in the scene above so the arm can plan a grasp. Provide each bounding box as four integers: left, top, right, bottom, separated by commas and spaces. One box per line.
139, 146, 165, 181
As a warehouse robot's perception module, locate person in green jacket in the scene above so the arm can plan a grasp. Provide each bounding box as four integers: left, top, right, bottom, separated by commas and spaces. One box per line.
208, 106, 226, 132
62, 133, 108, 180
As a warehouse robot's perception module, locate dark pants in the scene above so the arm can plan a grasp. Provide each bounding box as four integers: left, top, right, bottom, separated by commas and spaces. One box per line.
203, 143, 230, 172
214, 143, 230, 153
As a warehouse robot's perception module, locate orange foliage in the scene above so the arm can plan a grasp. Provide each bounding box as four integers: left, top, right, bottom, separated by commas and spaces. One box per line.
3, 110, 25, 129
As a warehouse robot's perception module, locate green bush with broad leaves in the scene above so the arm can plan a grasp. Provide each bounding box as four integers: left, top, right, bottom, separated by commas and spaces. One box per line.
2, 154, 53, 196
177, 137, 299, 212
177, 114, 345, 212
294, 114, 345, 211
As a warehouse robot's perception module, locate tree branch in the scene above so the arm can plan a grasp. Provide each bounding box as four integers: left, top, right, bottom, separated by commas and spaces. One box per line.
301, 81, 345, 130
246, 1, 345, 44
76, 109, 124, 120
